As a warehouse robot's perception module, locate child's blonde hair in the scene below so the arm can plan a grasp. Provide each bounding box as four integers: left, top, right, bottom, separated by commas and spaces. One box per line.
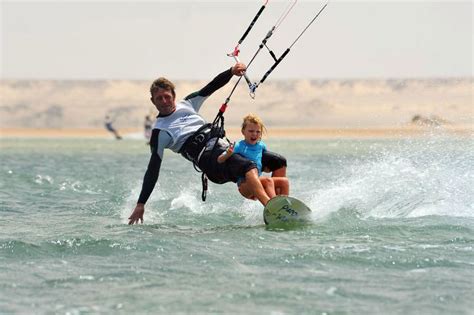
241, 113, 267, 136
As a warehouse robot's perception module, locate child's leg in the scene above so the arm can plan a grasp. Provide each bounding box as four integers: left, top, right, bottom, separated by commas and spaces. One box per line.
272, 177, 289, 196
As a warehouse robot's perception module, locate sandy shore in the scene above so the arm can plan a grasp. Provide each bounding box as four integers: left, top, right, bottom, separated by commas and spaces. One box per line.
2, 79, 472, 132
1, 126, 472, 139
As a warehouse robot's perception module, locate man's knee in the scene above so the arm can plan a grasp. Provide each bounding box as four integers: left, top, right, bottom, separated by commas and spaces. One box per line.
244, 167, 259, 179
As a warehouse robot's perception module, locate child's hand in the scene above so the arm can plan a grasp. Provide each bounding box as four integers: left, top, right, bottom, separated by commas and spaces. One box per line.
217, 142, 235, 164
227, 142, 235, 155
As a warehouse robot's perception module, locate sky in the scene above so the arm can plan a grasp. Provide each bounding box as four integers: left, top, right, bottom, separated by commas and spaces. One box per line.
1, 0, 472, 80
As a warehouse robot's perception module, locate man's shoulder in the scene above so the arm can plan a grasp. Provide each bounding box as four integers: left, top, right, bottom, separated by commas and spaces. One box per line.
184, 91, 200, 100
175, 99, 201, 112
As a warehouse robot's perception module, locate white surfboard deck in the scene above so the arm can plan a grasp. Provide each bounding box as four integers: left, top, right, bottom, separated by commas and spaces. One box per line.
263, 196, 312, 226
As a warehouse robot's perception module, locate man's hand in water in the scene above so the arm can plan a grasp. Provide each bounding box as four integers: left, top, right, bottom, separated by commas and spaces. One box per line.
128, 203, 145, 225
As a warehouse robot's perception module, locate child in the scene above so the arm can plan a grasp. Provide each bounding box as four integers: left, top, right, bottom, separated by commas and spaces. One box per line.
218, 113, 289, 205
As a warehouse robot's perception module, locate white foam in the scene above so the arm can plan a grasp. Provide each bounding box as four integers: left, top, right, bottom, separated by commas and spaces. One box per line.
307, 137, 474, 219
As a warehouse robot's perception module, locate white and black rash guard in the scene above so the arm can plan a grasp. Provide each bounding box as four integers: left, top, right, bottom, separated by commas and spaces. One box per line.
137, 68, 234, 204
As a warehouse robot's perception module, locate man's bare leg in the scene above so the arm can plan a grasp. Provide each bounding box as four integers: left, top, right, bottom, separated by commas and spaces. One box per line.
239, 169, 270, 206
272, 177, 289, 196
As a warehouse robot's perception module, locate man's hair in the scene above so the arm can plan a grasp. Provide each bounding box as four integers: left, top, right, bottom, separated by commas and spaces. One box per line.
150, 77, 176, 97
242, 113, 267, 136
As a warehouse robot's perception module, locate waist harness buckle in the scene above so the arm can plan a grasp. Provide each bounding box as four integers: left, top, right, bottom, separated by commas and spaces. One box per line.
179, 124, 212, 164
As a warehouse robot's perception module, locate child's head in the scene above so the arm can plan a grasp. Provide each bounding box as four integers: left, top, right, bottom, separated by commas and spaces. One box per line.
241, 113, 266, 144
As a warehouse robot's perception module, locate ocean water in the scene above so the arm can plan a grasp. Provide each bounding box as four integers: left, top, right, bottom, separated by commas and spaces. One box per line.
0, 134, 473, 314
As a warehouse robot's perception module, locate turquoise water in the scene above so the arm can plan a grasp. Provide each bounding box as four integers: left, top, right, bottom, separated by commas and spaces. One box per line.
1, 135, 473, 314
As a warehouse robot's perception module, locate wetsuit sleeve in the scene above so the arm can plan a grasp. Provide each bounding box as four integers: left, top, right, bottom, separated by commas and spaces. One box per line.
137, 129, 171, 204
183, 68, 234, 111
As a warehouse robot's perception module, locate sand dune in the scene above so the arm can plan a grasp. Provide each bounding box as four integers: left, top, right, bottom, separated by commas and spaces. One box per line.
1, 78, 472, 134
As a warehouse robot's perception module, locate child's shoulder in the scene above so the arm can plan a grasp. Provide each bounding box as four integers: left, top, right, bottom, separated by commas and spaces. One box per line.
233, 140, 246, 151
234, 140, 246, 147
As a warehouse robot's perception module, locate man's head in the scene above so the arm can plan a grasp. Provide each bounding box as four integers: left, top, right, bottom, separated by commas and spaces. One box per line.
150, 77, 176, 115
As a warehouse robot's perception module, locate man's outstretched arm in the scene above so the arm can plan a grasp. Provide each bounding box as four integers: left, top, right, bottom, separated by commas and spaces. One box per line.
129, 129, 168, 225
128, 150, 161, 225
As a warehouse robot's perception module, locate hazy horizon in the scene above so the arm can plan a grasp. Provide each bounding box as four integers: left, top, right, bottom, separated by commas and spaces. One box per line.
1, 75, 473, 82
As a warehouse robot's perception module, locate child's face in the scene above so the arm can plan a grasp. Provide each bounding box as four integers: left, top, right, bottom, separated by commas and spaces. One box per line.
242, 122, 261, 145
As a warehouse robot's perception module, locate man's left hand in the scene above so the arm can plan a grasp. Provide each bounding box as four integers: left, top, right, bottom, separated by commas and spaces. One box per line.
232, 63, 247, 76
128, 203, 145, 225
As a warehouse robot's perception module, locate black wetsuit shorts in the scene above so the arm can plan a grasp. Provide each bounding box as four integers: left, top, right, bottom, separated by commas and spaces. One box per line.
198, 139, 287, 184
262, 150, 287, 173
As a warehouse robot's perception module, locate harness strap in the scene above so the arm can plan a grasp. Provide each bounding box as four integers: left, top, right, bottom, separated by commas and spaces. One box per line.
201, 173, 208, 201
180, 123, 228, 202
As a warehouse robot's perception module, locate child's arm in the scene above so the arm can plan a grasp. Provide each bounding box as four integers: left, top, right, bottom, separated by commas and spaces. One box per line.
217, 142, 235, 163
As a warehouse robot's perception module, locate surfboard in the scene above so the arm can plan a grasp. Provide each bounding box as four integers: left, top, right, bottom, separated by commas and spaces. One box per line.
263, 196, 312, 226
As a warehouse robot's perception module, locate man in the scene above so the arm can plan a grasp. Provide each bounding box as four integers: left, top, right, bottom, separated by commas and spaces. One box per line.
104, 115, 122, 140
144, 115, 153, 144
128, 63, 287, 225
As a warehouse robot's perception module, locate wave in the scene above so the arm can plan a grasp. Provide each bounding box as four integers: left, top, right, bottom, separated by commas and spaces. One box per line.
0, 237, 137, 259
308, 137, 474, 220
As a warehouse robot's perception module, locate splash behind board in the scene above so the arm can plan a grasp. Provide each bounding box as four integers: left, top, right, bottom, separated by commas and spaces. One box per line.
263, 196, 312, 226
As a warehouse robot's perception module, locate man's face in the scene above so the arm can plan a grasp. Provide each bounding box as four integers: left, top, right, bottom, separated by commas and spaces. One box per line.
151, 88, 176, 115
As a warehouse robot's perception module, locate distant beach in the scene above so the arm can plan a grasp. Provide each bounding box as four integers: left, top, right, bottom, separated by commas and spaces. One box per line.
0, 126, 472, 140
1, 78, 472, 134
